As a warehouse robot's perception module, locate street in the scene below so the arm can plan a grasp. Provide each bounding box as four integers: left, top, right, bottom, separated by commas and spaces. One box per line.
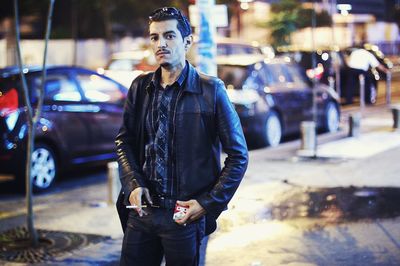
1, 79, 400, 265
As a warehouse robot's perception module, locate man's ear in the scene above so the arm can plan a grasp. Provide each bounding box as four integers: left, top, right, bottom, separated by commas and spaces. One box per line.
184, 35, 193, 51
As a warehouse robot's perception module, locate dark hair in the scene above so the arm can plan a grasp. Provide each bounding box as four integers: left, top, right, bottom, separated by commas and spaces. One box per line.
149, 7, 192, 38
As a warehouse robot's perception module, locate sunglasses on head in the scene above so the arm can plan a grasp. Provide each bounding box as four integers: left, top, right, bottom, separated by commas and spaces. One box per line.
149, 7, 182, 20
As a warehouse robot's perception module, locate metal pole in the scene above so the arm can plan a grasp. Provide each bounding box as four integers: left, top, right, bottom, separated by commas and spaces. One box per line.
310, 0, 318, 158
196, 0, 217, 77
71, 0, 78, 65
392, 108, 400, 130
330, 0, 341, 98
348, 113, 361, 137
107, 161, 120, 205
328, 76, 335, 90
299, 121, 317, 156
196, 2, 215, 264
359, 74, 365, 113
386, 72, 392, 105
335, 65, 341, 97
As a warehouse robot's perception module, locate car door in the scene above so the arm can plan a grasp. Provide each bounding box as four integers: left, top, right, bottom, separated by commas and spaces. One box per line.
75, 70, 126, 158
30, 70, 91, 159
285, 64, 314, 123
262, 63, 301, 133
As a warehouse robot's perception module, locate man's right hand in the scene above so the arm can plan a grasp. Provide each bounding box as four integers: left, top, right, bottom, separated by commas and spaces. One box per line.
129, 187, 153, 217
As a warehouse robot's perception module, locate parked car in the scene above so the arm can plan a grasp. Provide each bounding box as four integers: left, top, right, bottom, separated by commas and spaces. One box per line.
278, 45, 392, 104
100, 38, 273, 87
276, 47, 342, 83
0, 66, 127, 191
217, 55, 340, 147
98, 49, 157, 87
187, 37, 273, 65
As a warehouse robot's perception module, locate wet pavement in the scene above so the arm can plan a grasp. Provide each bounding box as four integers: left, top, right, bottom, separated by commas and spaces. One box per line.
268, 186, 400, 221
206, 107, 400, 265
0, 104, 400, 265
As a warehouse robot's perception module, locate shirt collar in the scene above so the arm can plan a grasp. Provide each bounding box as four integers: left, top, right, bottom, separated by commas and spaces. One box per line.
151, 61, 188, 90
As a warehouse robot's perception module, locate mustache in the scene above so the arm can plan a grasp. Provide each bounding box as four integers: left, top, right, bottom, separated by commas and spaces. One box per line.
156, 49, 170, 55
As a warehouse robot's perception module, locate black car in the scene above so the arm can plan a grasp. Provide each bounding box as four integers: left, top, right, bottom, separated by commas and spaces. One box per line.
217, 55, 340, 147
278, 45, 392, 105
0, 66, 127, 191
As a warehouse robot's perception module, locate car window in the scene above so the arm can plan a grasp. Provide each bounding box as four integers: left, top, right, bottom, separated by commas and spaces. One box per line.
285, 64, 308, 85
264, 64, 291, 84
77, 74, 124, 103
187, 42, 262, 65
32, 74, 81, 102
217, 65, 248, 89
217, 44, 262, 56
243, 63, 264, 91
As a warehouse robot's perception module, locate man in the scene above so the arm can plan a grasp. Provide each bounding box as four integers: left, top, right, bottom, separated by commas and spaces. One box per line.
345, 46, 389, 104
115, 7, 248, 266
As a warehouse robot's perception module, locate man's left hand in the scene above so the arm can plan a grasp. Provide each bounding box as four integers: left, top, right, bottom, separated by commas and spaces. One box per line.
175, 199, 206, 225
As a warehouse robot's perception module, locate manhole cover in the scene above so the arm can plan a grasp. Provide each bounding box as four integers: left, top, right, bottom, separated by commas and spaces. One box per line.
0, 227, 110, 263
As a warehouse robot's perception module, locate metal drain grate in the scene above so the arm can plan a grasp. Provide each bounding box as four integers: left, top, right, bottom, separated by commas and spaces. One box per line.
0, 227, 110, 263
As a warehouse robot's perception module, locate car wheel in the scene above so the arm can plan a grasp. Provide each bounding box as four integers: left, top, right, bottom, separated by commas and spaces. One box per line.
263, 111, 282, 147
31, 143, 57, 191
324, 102, 340, 133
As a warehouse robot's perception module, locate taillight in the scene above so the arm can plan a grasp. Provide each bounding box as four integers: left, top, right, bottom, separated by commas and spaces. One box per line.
0, 88, 18, 117
306, 63, 324, 80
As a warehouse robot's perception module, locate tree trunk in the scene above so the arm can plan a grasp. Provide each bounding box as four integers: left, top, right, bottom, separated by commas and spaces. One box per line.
101, 0, 113, 56
13, 0, 55, 246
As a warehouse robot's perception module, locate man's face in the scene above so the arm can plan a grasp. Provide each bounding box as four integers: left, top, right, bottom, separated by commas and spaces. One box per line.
149, 19, 191, 69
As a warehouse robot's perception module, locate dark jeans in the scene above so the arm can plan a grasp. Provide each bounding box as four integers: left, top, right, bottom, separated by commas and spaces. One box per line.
345, 68, 372, 104
120, 207, 205, 266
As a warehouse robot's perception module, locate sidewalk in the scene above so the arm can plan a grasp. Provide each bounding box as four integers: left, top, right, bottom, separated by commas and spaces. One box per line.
206, 107, 400, 265
2, 106, 400, 266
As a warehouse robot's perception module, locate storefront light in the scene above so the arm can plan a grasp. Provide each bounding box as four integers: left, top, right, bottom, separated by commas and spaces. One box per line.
337, 4, 352, 16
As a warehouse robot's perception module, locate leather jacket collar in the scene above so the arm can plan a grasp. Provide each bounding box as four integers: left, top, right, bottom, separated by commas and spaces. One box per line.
146, 62, 202, 95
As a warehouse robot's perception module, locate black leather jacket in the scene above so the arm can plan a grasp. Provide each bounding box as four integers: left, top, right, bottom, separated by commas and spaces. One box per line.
115, 63, 248, 234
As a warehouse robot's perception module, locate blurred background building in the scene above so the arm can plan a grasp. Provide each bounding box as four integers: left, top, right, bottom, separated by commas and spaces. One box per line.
0, 0, 399, 69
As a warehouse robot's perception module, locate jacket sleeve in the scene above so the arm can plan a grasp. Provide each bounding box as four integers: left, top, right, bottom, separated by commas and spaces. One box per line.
115, 77, 148, 204
197, 79, 249, 218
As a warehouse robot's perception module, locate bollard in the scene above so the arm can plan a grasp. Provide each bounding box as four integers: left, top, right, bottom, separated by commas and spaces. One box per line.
392, 106, 400, 130
348, 113, 361, 137
297, 121, 316, 157
335, 64, 341, 98
107, 161, 120, 205
386, 72, 392, 105
359, 74, 365, 111
328, 76, 335, 91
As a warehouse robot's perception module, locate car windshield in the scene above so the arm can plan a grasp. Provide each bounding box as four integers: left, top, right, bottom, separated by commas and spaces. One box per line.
217, 43, 262, 56
218, 65, 249, 89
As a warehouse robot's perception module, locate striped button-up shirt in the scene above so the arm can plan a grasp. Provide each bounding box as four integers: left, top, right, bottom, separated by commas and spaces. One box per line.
143, 63, 188, 198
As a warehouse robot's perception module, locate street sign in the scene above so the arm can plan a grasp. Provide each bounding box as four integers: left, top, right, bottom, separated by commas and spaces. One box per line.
189, 4, 228, 28
195, 0, 217, 76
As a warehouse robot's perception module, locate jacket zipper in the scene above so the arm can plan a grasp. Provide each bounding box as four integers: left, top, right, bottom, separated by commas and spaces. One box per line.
172, 89, 184, 198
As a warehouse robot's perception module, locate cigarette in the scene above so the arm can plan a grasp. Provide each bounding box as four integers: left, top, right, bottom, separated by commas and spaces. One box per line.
126, 205, 147, 209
